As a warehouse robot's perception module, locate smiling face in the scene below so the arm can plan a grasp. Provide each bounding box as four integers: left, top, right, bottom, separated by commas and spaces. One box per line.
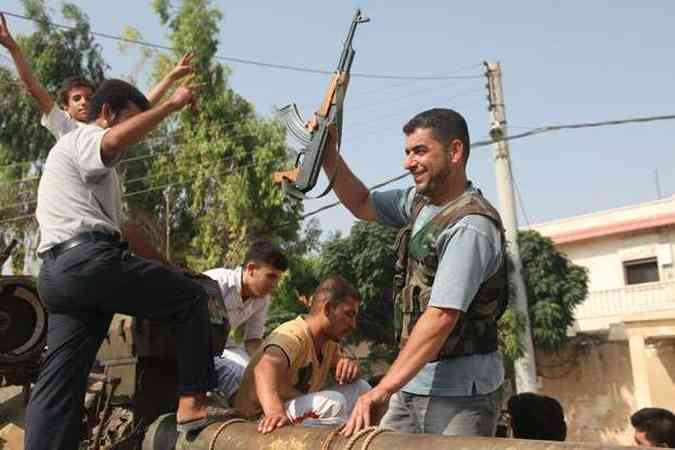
64, 86, 93, 122
403, 127, 465, 202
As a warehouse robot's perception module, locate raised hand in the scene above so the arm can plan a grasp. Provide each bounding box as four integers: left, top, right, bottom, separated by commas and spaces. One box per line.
168, 52, 194, 82
168, 75, 203, 112
0, 13, 18, 50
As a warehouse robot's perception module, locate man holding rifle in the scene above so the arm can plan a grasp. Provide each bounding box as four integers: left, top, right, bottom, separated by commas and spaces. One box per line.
324, 108, 507, 438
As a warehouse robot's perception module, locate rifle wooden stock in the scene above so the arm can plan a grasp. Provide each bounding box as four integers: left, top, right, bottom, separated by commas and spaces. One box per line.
316, 72, 350, 119
274, 9, 366, 198
272, 167, 300, 184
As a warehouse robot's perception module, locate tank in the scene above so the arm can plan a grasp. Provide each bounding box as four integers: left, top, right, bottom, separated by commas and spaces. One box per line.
0, 275, 45, 387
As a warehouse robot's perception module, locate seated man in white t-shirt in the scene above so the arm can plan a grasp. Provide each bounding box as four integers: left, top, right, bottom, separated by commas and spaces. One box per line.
0, 12, 193, 139
203, 240, 288, 401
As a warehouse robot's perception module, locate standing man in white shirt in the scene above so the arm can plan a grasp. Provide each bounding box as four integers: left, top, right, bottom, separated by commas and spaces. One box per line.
25, 78, 221, 450
203, 240, 288, 400
0, 12, 193, 140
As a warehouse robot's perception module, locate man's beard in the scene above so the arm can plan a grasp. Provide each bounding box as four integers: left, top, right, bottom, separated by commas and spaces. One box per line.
418, 165, 451, 197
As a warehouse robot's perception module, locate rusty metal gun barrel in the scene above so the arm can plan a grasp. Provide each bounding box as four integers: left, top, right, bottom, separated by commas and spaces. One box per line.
143, 414, 647, 450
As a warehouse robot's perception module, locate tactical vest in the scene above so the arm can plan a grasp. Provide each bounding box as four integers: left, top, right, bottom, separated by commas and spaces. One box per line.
392, 190, 508, 359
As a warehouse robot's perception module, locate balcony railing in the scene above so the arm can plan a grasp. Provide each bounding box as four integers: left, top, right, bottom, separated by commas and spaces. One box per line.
573, 280, 675, 331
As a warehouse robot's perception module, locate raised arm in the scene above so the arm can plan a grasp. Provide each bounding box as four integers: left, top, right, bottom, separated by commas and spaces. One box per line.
254, 346, 292, 434
322, 128, 378, 221
146, 52, 193, 107
0, 13, 54, 115
100, 80, 199, 164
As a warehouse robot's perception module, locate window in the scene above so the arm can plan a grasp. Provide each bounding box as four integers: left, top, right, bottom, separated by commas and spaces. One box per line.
624, 258, 659, 285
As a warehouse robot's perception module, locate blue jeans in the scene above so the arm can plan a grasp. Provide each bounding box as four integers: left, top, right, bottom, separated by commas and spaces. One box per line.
380, 385, 502, 436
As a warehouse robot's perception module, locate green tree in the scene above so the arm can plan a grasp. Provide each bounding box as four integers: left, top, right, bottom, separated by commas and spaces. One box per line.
0, 0, 106, 164
138, 0, 301, 270
294, 222, 588, 363
518, 229, 588, 350
0, 0, 107, 271
267, 218, 323, 333
317, 221, 398, 346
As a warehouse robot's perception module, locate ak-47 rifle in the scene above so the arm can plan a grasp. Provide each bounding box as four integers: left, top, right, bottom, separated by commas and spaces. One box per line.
274, 9, 369, 200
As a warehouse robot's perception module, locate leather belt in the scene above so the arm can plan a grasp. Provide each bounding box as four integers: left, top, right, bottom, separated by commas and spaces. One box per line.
41, 231, 121, 259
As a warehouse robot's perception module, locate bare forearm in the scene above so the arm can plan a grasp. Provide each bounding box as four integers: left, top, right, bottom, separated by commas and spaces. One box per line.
377, 307, 458, 395
101, 100, 176, 163
146, 74, 174, 107
6, 44, 53, 114
322, 147, 376, 221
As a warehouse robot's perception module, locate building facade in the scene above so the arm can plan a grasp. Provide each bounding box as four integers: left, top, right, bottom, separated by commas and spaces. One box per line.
528, 195, 675, 444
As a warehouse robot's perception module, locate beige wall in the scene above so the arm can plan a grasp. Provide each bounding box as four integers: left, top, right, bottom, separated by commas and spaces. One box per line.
538, 341, 635, 445
646, 340, 675, 412
558, 227, 675, 292
538, 337, 675, 446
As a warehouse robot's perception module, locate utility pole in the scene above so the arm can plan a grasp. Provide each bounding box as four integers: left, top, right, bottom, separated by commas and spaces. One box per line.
484, 61, 538, 393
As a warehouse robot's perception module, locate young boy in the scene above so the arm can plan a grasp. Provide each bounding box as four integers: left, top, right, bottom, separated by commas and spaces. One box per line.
203, 240, 288, 400
0, 12, 192, 140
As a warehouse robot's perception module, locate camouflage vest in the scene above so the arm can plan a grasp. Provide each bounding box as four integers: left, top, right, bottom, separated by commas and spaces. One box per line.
392, 190, 508, 359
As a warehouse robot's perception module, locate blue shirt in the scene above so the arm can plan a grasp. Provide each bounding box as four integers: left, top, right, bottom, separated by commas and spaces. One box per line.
371, 184, 505, 397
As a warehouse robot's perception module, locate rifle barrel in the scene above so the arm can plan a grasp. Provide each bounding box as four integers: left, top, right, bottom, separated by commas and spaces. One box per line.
336, 9, 366, 71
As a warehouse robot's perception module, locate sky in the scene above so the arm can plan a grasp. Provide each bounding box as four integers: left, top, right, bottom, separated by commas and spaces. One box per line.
2, 0, 674, 239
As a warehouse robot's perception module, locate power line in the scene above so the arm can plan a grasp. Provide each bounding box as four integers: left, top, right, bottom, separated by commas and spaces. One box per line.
349, 83, 483, 114
1, 10, 482, 81
3, 112, 675, 222
300, 172, 410, 221
303, 112, 675, 220
0, 161, 260, 223
0, 157, 260, 212
0, 80, 483, 176
511, 162, 531, 227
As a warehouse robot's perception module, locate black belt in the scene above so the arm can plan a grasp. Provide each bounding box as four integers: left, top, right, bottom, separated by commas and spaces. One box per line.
42, 231, 121, 259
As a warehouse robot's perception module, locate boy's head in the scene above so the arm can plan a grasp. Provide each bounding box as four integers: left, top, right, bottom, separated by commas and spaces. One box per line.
86, 79, 150, 128
507, 392, 567, 441
309, 275, 360, 342
241, 240, 288, 299
57, 76, 95, 122
631, 408, 675, 447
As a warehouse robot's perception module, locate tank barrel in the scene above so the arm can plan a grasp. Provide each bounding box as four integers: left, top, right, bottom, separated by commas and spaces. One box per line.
143, 414, 644, 450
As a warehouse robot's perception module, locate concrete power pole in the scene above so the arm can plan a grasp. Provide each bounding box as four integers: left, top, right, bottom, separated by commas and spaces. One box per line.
484, 61, 538, 393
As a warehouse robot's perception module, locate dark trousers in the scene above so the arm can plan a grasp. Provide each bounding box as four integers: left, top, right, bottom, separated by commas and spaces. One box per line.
24, 240, 216, 450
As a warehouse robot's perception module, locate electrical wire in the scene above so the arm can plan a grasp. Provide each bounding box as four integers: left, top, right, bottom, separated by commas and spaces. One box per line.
512, 164, 531, 227
0, 161, 259, 223
302, 113, 675, 220
1, 10, 482, 81
3, 113, 675, 222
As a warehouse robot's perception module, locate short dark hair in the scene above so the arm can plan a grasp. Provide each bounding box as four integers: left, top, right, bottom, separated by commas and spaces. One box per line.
310, 275, 360, 314
243, 240, 288, 272
631, 408, 675, 447
57, 76, 95, 108
508, 393, 567, 441
86, 79, 150, 123
402, 108, 471, 163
